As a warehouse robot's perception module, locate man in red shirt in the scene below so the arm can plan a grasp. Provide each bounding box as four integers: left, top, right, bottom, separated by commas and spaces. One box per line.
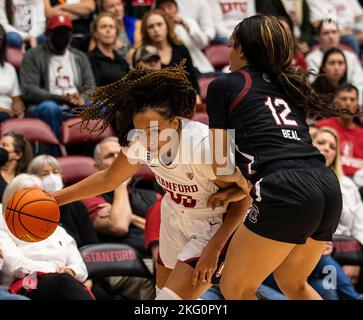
316, 84, 363, 176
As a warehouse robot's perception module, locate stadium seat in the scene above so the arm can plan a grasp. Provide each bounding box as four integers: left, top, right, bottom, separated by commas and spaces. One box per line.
0, 118, 66, 156
191, 112, 209, 125
61, 117, 116, 145
57, 155, 96, 185
6, 47, 24, 70
205, 44, 230, 70
80, 243, 153, 279
198, 76, 217, 102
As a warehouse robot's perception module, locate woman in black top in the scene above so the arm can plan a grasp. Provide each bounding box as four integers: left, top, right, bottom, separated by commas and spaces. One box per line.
140, 9, 200, 93
206, 15, 348, 300
312, 47, 347, 97
88, 13, 129, 86
0, 132, 33, 202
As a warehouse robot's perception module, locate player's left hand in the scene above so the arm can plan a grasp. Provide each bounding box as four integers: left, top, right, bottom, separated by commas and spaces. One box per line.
207, 186, 248, 209
191, 245, 219, 287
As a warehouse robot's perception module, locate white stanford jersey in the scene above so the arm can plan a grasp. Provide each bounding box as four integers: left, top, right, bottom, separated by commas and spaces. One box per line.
122, 119, 226, 218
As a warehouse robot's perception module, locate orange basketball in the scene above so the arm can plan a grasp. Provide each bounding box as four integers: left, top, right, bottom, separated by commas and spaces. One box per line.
4, 188, 60, 242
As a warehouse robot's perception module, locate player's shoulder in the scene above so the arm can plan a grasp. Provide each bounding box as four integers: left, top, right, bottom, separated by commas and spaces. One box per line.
181, 119, 212, 156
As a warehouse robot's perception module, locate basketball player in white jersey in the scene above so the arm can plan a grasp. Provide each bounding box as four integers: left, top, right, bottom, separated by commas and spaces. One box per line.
52, 64, 251, 300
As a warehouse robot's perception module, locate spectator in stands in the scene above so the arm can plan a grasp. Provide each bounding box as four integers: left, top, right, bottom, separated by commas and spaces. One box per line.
98, 0, 142, 57
81, 137, 155, 300
131, 44, 161, 70
312, 127, 363, 295
0, 24, 25, 122
0, 248, 29, 300
258, 0, 312, 54
175, 0, 215, 42
0, 174, 93, 300
312, 48, 347, 96
0, 132, 33, 202
20, 14, 95, 139
210, 0, 256, 45
44, 0, 96, 52
156, 0, 214, 74
306, 0, 363, 56
123, 0, 155, 20
27, 155, 98, 248
88, 13, 129, 86
140, 9, 200, 93
81, 137, 146, 254
0, 0, 46, 49
306, 19, 363, 103
316, 84, 363, 176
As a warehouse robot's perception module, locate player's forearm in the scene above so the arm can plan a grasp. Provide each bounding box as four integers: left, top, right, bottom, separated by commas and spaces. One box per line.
207, 197, 252, 251
52, 170, 118, 206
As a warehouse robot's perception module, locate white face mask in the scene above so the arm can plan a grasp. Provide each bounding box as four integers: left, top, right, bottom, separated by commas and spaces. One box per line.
42, 174, 63, 192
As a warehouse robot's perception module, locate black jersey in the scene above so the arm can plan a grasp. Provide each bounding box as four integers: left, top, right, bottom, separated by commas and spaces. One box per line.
206, 66, 324, 181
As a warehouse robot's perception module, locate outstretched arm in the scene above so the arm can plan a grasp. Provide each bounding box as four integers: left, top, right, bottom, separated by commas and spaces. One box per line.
52, 152, 142, 206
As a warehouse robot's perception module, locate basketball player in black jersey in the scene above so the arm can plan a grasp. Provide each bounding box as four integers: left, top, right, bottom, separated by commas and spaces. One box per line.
206, 15, 346, 300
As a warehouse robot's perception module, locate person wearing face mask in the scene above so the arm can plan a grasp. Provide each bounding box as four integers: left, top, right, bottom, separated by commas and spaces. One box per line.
19, 14, 95, 140
0, 132, 33, 203
27, 155, 98, 248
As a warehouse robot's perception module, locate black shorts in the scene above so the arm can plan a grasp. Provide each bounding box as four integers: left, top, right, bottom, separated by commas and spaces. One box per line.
243, 158, 342, 245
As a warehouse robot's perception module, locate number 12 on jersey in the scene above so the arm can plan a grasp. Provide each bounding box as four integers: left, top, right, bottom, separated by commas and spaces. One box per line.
265, 96, 298, 127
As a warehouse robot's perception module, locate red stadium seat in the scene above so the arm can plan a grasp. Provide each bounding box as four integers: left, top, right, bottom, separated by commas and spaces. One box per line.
57, 156, 96, 185
198, 76, 217, 102
0, 118, 66, 155
61, 117, 116, 145
191, 112, 209, 125
205, 44, 230, 70
6, 47, 24, 70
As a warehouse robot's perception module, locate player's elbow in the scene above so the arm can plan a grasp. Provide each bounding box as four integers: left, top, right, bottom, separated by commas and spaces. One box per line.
110, 223, 129, 237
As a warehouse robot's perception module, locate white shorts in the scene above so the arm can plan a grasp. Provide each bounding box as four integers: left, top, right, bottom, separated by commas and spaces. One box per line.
158, 199, 225, 269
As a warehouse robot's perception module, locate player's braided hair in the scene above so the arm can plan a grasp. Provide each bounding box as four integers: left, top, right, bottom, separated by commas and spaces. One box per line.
233, 15, 359, 119
78, 62, 196, 146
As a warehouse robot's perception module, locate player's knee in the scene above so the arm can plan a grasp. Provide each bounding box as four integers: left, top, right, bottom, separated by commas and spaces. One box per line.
274, 275, 308, 296
220, 279, 258, 300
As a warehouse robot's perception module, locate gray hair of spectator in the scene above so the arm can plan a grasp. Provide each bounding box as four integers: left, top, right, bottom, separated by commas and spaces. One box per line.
27, 155, 61, 176
311, 127, 344, 181
2, 174, 43, 212
94, 137, 119, 165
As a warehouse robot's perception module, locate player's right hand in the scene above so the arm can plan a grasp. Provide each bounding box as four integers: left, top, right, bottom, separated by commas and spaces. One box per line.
207, 186, 248, 209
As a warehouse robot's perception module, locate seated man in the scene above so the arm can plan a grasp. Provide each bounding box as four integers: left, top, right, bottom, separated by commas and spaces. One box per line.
81, 137, 156, 300
81, 137, 148, 256
20, 14, 95, 139
316, 84, 363, 177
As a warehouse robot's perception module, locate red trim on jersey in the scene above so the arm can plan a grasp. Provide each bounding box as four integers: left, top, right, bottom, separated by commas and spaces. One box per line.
228, 70, 252, 114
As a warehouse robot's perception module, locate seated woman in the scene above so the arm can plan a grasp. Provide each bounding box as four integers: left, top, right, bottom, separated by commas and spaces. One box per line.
0, 248, 29, 300
312, 127, 363, 298
97, 0, 142, 58
0, 174, 93, 300
0, 132, 33, 202
0, 24, 25, 122
87, 13, 130, 87
0, 0, 46, 49
139, 9, 200, 94
27, 155, 98, 248
312, 48, 348, 97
